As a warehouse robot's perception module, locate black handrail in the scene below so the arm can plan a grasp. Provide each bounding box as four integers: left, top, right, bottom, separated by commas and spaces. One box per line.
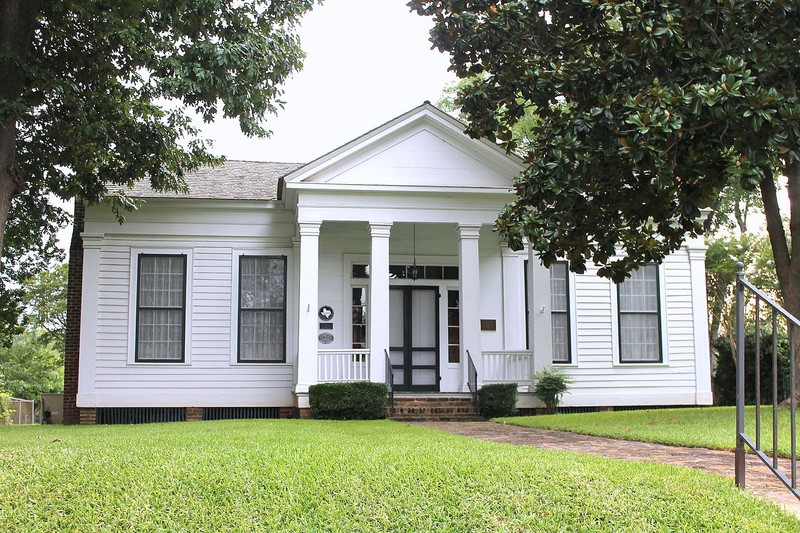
735, 263, 799, 500
385, 349, 394, 417
467, 349, 478, 411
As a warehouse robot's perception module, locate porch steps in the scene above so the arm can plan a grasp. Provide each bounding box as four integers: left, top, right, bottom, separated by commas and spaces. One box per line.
389, 394, 483, 421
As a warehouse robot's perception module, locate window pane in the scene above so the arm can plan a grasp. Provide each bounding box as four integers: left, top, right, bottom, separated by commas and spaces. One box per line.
550, 262, 568, 312
137, 255, 185, 362
240, 310, 284, 361
549, 262, 570, 363
620, 314, 660, 361
138, 256, 184, 308
137, 309, 183, 361
241, 257, 285, 309
447, 289, 460, 363
619, 265, 658, 312
352, 287, 367, 350
551, 313, 569, 362
239, 256, 286, 362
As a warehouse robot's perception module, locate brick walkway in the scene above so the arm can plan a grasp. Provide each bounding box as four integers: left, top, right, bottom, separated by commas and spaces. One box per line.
410, 421, 800, 518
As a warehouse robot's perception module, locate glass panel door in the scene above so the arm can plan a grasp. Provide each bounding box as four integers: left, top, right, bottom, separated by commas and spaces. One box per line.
389, 286, 440, 391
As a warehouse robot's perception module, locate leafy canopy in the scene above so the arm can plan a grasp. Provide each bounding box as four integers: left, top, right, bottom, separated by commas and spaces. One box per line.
410, 0, 800, 281
1, 0, 317, 322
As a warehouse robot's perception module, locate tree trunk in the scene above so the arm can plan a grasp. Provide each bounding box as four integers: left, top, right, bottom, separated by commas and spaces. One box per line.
0, 0, 43, 258
761, 164, 800, 400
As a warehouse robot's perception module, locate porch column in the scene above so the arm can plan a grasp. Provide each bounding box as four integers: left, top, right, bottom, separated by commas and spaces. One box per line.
369, 222, 392, 384
688, 239, 713, 404
295, 221, 321, 406
527, 245, 553, 375
458, 224, 483, 390
500, 242, 526, 350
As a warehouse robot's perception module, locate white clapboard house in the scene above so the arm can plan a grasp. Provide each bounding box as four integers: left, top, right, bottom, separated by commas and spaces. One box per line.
66, 103, 712, 423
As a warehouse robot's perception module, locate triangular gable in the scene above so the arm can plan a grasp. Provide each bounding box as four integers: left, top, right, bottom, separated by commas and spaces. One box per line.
283, 103, 524, 192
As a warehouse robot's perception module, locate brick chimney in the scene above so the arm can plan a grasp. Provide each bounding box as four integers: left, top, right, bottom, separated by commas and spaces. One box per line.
62, 200, 84, 424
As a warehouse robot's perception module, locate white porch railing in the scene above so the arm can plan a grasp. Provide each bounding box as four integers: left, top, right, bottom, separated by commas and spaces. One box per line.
317, 349, 371, 382
482, 350, 535, 387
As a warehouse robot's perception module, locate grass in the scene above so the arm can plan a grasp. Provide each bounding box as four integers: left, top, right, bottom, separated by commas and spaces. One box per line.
1, 420, 798, 531
496, 406, 795, 456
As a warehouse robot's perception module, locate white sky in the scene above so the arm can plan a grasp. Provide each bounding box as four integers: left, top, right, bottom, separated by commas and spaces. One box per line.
198, 0, 456, 163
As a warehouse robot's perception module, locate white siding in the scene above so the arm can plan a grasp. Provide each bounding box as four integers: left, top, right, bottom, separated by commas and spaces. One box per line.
556, 248, 705, 406
79, 201, 297, 408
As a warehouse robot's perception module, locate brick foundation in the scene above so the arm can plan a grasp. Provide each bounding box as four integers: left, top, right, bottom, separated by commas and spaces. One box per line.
279, 407, 300, 418
78, 408, 96, 425
63, 201, 85, 425
186, 407, 203, 421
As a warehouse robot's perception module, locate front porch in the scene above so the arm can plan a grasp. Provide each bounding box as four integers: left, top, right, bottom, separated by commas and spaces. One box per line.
316, 348, 545, 390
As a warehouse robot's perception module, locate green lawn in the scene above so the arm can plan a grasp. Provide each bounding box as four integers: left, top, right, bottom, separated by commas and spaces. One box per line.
1, 420, 797, 531
497, 406, 794, 456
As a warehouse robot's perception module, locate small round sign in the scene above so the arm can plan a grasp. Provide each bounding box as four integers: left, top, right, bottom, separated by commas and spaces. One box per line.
318, 305, 334, 321
318, 332, 334, 345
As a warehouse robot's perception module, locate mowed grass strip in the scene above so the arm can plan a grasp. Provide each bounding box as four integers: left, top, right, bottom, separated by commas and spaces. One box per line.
497, 406, 793, 456
0, 419, 797, 531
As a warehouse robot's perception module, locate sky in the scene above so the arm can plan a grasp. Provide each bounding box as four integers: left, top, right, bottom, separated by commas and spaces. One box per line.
198, 0, 456, 163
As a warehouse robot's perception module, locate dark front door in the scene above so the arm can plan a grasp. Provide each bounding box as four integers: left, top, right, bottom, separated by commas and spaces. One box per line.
389, 286, 440, 392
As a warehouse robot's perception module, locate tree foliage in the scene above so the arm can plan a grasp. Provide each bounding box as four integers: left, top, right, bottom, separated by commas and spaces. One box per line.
0, 0, 317, 323
705, 233, 777, 357
410, 1, 800, 289
0, 262, 67, 400
438, 76, 541, 152
22, 262, 67, 350
0, 331, 63, 400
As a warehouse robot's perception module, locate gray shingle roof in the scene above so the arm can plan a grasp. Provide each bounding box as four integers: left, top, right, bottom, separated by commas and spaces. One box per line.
126, 160, 305, 200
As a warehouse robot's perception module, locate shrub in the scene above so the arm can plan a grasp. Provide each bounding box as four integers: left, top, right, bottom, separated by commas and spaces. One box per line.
532, 368, 573, 414
0, 391, 13, 425
308, 382, 388, 420
713, 331, 791, 406
477, 383, 518, 418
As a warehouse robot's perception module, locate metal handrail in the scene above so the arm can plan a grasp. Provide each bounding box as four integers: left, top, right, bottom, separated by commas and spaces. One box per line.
466, 349, 478, 411
735, 263, 799, 500
385, 349, 394, 417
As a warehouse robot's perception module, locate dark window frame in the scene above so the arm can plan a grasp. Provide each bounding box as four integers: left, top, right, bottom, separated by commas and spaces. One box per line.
135, 254, 187, 363
237, 255, 288, 364
617, 264, 663, 364
550, 261, 572, 364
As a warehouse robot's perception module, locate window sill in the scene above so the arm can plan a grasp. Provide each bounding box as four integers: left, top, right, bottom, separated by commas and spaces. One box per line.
229, 361, 293, 367
612, 361, 669, 368
128, 361, 191, 366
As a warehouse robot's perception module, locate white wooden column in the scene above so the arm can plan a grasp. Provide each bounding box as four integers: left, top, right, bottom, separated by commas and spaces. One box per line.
527, 245, 553, 375
501, 242, 526, 350
76, 233, 103, 407
458, 224, 483, 390
295, 221, 321, 406
369, 222, 392, 384
688, 239, 713, 404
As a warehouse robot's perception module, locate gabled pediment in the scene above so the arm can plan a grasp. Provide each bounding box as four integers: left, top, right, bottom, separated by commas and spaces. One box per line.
283, 103, 524, 192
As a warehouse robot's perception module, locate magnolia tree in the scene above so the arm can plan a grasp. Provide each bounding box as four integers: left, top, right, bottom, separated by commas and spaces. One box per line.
0, 0, 316, 292
411, 0, 800, 389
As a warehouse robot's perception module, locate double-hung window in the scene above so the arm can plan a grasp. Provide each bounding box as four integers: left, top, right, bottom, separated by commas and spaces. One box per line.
136, 254, 187, 362
238, 256, 287, 362
618, 264, 662, 363
550, 262, 571, 363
